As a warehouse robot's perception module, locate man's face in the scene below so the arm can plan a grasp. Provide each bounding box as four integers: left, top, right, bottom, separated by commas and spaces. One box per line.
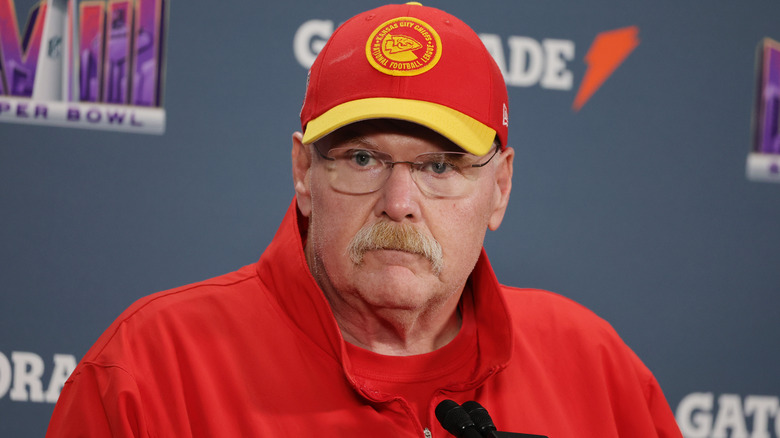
292, 120, 513, 317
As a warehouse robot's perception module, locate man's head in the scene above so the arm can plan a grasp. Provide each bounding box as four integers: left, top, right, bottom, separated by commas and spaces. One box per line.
291, 3, 513, 334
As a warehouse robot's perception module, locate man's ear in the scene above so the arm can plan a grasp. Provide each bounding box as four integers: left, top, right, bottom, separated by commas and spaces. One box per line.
488, 146, 514, 231
292, 132, 313, 217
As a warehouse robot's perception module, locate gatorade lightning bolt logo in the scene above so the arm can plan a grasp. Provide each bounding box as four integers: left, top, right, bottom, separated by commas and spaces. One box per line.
366, 17, 442, 76
573, 26, 640, 111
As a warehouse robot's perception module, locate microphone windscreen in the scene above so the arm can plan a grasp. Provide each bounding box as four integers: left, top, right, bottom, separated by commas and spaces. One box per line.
435, 399, 477, 437
462, 400, 497, 434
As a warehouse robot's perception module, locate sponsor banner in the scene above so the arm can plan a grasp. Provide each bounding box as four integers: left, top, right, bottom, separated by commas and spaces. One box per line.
748, 38, 780, 183
0, 0, 168, 133
0, 350, 77, 404
293, 18, 640, 112
676, 392, 780, 437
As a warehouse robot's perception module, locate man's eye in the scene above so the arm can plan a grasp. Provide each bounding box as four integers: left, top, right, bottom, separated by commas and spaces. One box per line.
349, 150, 377, 167
423, 160, 457, 175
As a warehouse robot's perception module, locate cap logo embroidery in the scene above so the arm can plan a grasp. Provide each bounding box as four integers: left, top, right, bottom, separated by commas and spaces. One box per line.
365, 16, 442, 76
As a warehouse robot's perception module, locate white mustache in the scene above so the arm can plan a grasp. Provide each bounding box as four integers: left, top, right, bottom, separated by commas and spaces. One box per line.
347, 221, 443, 275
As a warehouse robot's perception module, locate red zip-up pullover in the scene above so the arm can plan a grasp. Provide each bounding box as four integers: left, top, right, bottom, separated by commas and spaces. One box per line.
46, 199, 682, 437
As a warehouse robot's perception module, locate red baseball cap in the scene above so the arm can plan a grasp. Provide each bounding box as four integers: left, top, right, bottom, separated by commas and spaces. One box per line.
300, 2, 508, 156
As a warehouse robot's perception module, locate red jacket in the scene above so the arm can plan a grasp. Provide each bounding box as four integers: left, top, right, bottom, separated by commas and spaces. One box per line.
47, 199, 682, 437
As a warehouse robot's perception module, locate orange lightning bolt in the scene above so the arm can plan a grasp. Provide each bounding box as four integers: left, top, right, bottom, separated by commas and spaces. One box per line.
572, 26, 640, 111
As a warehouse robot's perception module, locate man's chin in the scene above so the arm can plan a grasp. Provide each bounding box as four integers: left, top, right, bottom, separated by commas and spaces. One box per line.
357, 250, 438, 277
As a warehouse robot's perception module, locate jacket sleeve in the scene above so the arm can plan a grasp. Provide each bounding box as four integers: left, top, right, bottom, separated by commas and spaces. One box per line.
644, 372, 683, 438
46, 362, 149, 438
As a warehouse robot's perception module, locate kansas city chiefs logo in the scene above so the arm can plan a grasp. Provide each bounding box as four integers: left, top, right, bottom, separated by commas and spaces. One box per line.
383, 35, 423, 61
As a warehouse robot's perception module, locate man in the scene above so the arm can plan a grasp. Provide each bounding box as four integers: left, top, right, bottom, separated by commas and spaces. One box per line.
47, 3, 682, 437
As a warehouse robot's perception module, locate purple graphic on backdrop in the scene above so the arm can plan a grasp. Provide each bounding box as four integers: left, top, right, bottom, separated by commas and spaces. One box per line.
759, 40, 780, 154
0, 0, 47, 97
132, 0, 164, 106
0, 0, 166, 106
747, 38, 780, 183
79, 2, 104, 102
760, 45, 780, 154
103, 1, 131, 104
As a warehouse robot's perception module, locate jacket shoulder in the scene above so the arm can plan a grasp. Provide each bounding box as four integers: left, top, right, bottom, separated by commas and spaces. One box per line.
498, 285, 626, 348
80, 264, 262, 364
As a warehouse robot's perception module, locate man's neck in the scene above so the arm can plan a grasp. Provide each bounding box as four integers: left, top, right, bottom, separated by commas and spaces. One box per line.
334, 301, 463, 356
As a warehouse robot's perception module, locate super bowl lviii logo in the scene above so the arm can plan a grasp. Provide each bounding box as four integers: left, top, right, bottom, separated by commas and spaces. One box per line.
0, 0, 167, 133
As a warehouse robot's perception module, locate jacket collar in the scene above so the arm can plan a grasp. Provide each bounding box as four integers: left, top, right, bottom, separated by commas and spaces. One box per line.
255, 198, 513, 393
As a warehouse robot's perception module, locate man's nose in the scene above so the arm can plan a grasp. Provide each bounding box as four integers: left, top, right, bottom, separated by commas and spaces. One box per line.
376, 163, 422, 222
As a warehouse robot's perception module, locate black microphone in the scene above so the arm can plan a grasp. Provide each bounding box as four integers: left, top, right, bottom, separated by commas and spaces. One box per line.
461, 401, 497, 436
460, 400, 549, 438
435, 399, 483, 438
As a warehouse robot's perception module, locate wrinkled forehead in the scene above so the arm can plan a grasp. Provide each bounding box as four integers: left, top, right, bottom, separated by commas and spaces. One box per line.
313, 119, 466, 154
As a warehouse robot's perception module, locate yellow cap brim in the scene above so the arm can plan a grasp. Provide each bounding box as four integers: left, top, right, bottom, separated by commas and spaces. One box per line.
301, 97, 496, 156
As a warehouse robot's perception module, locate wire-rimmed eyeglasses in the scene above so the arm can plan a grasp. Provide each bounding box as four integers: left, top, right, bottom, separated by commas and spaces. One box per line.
311, 143, 500, 198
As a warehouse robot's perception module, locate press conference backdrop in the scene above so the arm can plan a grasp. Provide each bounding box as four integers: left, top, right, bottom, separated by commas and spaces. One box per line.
1, 0, 779, 436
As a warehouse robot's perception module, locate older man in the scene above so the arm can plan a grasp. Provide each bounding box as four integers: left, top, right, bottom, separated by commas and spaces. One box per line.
47, 3, 682, 437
